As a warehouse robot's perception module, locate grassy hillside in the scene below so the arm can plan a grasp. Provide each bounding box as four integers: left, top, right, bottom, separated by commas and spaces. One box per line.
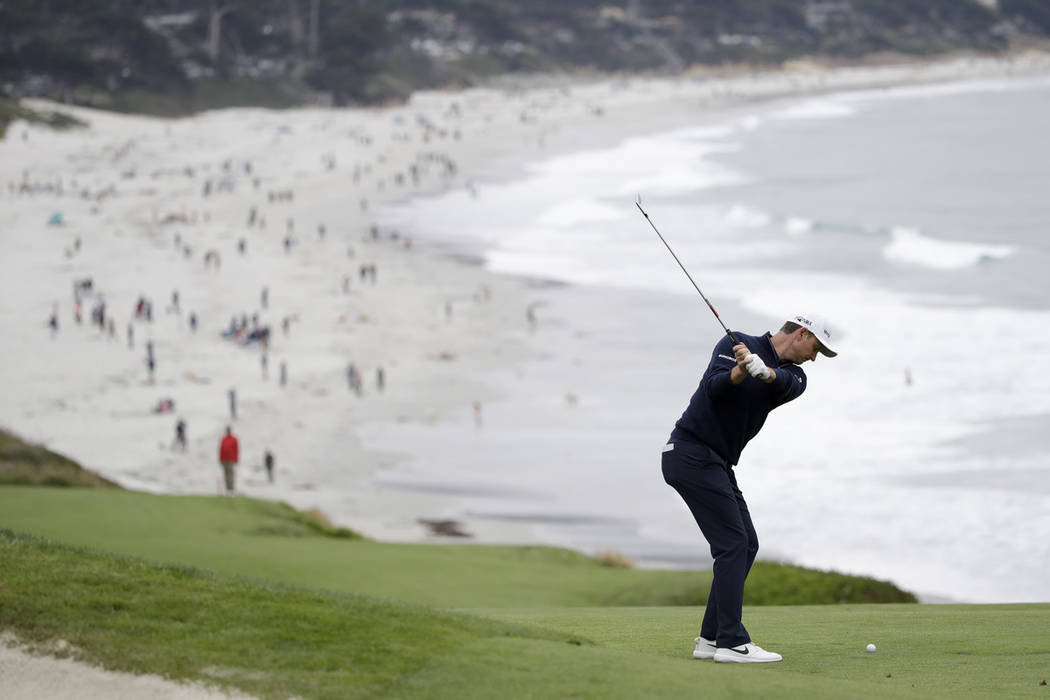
2, 531, 1047, 699
0, 429, 118, 488
0, 530, 577, 700
0, 486, 914, 608
0, 431, 913, 607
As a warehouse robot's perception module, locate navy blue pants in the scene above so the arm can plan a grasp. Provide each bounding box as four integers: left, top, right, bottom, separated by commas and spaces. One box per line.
662, 441, 758, 648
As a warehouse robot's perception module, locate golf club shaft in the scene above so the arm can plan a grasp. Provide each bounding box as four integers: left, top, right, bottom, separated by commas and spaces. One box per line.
635, 201, 739, 344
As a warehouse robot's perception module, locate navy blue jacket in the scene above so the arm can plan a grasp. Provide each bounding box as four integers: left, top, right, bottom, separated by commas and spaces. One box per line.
669, 331, 806, 466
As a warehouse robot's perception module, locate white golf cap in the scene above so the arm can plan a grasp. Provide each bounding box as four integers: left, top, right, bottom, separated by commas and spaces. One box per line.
791, 313, 838, 357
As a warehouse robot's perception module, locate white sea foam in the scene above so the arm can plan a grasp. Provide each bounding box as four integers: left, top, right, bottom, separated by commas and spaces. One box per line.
724, 204, 772, 228
530, 132, 746, 199
618, 163, 743, 197
883, 226, 1015, 270
537, 198, 623, 227
771, 98, 857, 121
737, 114, 762, 131
784, 216, 813, 235
662, 123, 739, 141
383, 124, 750, 255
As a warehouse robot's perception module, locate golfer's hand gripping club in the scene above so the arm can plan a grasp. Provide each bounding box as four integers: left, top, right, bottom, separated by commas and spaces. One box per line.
745, 353, 773, 381
731, 343, 772, 383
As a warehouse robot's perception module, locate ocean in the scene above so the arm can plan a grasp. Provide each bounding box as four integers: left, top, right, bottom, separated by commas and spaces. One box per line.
373, 72, 1050, 604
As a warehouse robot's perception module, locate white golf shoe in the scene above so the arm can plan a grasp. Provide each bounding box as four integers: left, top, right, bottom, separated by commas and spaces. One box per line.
692, 636, 717, 659
713, 642, 783, 663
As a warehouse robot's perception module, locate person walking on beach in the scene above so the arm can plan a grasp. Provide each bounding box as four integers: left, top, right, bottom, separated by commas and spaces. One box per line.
218, 426, 239, 494
662, 313, 838, 664
264, 449, 274, 484
173, 418, 187, 451
347, 363, 362, 395
146, 340, 156, 382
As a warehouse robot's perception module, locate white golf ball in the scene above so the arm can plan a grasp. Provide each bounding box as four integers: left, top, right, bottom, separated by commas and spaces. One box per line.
866, 643, 877, 653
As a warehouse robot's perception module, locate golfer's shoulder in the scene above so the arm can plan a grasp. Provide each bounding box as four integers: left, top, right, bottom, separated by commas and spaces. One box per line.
709, 334, 741, 362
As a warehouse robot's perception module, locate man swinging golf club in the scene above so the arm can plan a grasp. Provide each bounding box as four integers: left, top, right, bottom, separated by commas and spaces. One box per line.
662, 313, 839, 663
634, 199, 840, 662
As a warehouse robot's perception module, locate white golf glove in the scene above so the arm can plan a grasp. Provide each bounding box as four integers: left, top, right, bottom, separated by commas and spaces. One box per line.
745, 353, 773, 381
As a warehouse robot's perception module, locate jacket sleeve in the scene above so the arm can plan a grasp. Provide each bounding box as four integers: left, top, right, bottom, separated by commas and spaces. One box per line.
771, 364, 806, 404
703, 338, 738, 399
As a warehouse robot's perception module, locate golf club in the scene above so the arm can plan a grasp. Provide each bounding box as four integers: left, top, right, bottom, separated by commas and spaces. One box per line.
635, 196, 739, 344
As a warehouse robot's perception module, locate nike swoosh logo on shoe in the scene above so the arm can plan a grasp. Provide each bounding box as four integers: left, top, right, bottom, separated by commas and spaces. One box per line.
726, 647, 749, 655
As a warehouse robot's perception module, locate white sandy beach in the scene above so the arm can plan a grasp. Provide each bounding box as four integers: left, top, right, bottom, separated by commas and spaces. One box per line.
2, 52, 1050, 697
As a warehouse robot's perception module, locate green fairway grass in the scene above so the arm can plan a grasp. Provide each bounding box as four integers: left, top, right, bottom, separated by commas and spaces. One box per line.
472, 605, 1050, 698
0, 486, 913, 608
2, 530, 1047, 699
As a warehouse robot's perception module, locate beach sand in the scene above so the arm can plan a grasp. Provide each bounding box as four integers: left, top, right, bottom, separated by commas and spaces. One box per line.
2, 51, 1049, 697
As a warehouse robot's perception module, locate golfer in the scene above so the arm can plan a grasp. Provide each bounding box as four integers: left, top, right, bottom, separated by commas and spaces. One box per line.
663, 313, 838, 663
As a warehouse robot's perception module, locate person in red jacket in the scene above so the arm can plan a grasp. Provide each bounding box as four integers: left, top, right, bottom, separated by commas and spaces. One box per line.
218, 426, 239, 494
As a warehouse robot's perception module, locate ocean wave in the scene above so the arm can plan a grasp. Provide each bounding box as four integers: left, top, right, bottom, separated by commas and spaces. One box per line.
737, 114, 762, 131
723, 204, 771, 228
525, 133, 747, 198
537, 198, 624, 227
882, 227, 1014, 270
618, 164, 746, 197
722, 205, 815, 235
784, 216, 814, 235
771, 98, 857, 121
660, 123, 739, 141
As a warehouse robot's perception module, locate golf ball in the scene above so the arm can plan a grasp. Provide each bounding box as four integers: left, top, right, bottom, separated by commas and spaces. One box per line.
866, 643, 877, 653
